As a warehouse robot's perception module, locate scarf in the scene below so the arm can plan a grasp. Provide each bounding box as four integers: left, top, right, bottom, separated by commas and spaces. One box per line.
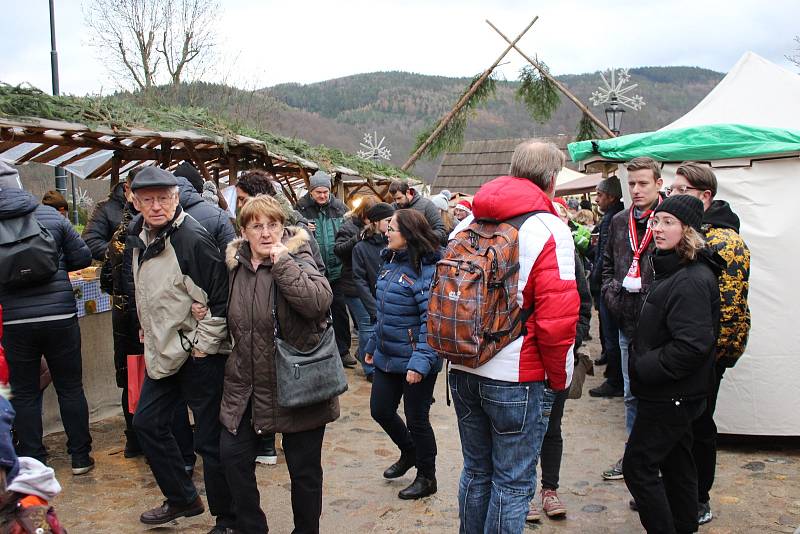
622, 197, 661, 293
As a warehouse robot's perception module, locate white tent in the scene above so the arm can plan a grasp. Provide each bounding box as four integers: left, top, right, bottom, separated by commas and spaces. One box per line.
574, 52, 800, 435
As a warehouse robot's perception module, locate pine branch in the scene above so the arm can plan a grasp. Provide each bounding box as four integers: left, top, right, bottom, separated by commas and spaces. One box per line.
516, 63, 560, 123
575, 112, 598, 142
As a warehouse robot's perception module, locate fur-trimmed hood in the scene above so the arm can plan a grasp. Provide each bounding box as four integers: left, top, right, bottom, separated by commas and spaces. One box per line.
225, 226, 311, 270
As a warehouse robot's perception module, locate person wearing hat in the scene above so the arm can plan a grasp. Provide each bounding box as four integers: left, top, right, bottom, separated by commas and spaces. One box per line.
623, 194, 724, 534
126, 167, 235, 530
430, 192, 454, 245
453, 199, 472, 222
351, 202, 395, 381
296, 171, 357, 368
589, 175, 625, 399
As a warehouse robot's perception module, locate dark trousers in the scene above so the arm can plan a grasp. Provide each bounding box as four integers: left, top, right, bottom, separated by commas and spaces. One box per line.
624, 399, 706, 534
3, 317, 91, 461
111, 309, 195, 465
599, 297, 623, 389
132, 356, 233, 526
330, 279, 351, 357
540, 388, 569, 490
221, 404, 325, 534
370, 368, 437, 478
692, 364, 725, 504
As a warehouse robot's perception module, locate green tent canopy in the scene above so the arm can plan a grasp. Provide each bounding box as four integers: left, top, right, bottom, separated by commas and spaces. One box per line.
567, 123, 800, 163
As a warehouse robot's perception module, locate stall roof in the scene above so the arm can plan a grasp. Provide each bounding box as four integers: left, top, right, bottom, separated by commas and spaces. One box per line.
554, 172, 603, 196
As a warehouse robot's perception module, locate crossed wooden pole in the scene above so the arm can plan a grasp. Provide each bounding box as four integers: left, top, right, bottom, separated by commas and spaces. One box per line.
401, 16, 614, 172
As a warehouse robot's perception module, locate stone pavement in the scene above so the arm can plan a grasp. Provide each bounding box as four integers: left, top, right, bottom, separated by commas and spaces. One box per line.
44, 330, 799, 533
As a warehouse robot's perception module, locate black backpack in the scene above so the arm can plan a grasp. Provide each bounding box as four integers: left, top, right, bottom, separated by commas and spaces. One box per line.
0, 213, 59, 287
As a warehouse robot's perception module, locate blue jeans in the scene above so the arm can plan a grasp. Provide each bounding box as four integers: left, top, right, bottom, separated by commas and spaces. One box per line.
620, 330, 638, 436
345, 296, 374, 376
449, 370, 548, 534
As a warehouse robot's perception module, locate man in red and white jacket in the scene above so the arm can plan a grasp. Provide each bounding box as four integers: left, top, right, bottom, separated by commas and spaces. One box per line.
449, 140, 579, 534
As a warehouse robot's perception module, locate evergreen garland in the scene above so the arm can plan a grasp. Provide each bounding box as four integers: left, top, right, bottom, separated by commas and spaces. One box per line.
575, 112, 599, 142
411, 73, 497, 160
516, 63, 561, 123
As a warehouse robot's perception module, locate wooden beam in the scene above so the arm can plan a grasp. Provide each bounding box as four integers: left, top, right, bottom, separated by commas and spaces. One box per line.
184, 142, 212, 182
29, 144, 80, 164
0, 140, 22, 153
15, 144, 55, 164
402, 16, 539, 170
59, 147, 104, 166
110, 154, 121, 187
486, 19, 615, 138
160, 140, 172, 168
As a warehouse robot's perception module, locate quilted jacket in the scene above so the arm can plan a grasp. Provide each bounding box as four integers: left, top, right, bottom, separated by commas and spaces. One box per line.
364, 248, 442, 378
296, 193, 347, 282
219, 229, 338, 435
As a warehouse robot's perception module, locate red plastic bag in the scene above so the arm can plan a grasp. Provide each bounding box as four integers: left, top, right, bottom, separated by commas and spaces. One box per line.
127, 354, 146, 414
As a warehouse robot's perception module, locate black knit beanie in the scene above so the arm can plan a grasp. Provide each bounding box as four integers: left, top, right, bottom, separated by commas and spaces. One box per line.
367, 202, 395, 222
174, 162, 204, 194
654, 195, 703, 230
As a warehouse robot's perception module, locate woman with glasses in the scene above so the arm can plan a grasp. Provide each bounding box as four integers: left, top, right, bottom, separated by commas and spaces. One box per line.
623, 195, 723, 534
364, 208, 442, 500
216, 194, 337, 533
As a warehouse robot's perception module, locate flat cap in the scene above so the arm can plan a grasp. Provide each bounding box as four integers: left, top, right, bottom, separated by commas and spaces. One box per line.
131, 166, 178, 191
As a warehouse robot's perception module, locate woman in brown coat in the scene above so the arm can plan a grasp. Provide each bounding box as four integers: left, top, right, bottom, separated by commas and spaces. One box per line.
216, 194, 338, 534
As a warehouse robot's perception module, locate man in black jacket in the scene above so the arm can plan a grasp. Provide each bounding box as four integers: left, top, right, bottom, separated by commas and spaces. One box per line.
589, 176, 625, 398
388, 181, 447, 243
82, 182, 127, 261
0, 168, 94, 475
175, 176, 236, 252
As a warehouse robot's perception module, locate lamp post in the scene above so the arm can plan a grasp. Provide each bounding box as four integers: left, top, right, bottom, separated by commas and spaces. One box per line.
604, 95, 625, 136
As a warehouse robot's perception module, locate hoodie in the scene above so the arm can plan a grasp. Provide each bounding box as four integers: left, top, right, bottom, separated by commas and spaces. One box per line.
702, 200, 751, 365
0, 188, 91, 323
6, 457, 62, 501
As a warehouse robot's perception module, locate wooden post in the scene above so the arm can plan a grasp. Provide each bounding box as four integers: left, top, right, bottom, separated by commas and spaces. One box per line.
185, 142, 213, 182
160, 140, 172, 168
401, 16, 539, 171
110, 153, 121, 188
486, 19, 615, 139
212, 167, 219, 185
228, 155, 238, 186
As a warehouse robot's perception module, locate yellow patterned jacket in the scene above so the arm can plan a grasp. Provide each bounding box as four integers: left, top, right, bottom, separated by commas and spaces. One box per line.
702, 200, 751, 367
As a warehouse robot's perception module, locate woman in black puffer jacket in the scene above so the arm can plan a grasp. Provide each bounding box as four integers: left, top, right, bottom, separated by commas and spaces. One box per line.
623, 195, 723, 534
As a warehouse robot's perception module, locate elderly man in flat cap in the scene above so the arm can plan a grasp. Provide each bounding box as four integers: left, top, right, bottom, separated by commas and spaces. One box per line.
127, 166, 234, 533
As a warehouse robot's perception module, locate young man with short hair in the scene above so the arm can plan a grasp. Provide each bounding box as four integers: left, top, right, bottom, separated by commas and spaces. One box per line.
668, 162, 751, 525
388, 181, 447, 242
601, 157, 663, 481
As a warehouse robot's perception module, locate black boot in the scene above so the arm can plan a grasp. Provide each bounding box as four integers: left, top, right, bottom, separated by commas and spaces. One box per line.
124, 430, 143, 458
398, 474, 437, 500
383, 451, 415, 479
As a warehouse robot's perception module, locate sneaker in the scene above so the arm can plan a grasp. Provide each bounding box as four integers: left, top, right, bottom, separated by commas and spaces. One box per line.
541, 488, 567, 518
698, 501, 713, 525
71, 455, 95, 475
602, 458, 624, 480
341, 352, 357, 368
589, 381, 624, 398
526, 499, 541, 522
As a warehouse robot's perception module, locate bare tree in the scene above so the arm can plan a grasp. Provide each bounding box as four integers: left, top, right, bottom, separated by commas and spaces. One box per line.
159, 0, 218, 86
788, 36, 800, 70
84, 0, 218, 91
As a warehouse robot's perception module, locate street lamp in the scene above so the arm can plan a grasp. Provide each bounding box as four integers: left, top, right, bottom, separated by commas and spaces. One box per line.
605, 95, 625, 136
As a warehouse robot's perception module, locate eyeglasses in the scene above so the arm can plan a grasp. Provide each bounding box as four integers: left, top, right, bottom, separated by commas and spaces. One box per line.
666, 185, 702, 195
246, 221, 283, 234
387, 225, 397, 233
647, 217, 680, 230
136, 194, 176, 207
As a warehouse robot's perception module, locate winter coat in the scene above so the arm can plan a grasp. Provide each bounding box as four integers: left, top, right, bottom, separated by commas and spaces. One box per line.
590, 200, 624, 287
296, 193, 348, 281
128, 206, 228, 379
82, 182, 126, 261
448, 176, 580, 390
176, 177, 236, 253
0, 189, 91, 323
333, 215, 364, 298
702, 200, 751, 367
364, 248, 442, 378
601, 201, 660, 338
352, 232, 386, 320
630, 249, 722, 402
219, 229, 338, 435
574, 251, 591, 352
393, 194, 447, 244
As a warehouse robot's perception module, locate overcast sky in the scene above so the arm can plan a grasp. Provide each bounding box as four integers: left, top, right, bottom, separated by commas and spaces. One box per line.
2, 0, 798, 95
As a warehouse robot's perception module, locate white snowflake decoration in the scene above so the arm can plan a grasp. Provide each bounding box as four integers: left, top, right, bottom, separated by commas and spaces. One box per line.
74, 186, 94, 211
357, 131, 391, 163
590, 68, 646, 111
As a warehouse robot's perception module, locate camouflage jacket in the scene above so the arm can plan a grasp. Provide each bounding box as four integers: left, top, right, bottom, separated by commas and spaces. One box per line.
702, 200, 751, 367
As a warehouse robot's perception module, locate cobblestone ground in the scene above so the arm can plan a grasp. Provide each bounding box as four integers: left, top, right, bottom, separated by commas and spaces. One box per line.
45, 324, 799, 533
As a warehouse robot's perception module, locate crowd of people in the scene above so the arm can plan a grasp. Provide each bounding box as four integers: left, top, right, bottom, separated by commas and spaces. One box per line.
0, 139, 751, 533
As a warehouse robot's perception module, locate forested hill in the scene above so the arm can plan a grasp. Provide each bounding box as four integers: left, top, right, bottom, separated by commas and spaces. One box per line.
145, 67, 723, 181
